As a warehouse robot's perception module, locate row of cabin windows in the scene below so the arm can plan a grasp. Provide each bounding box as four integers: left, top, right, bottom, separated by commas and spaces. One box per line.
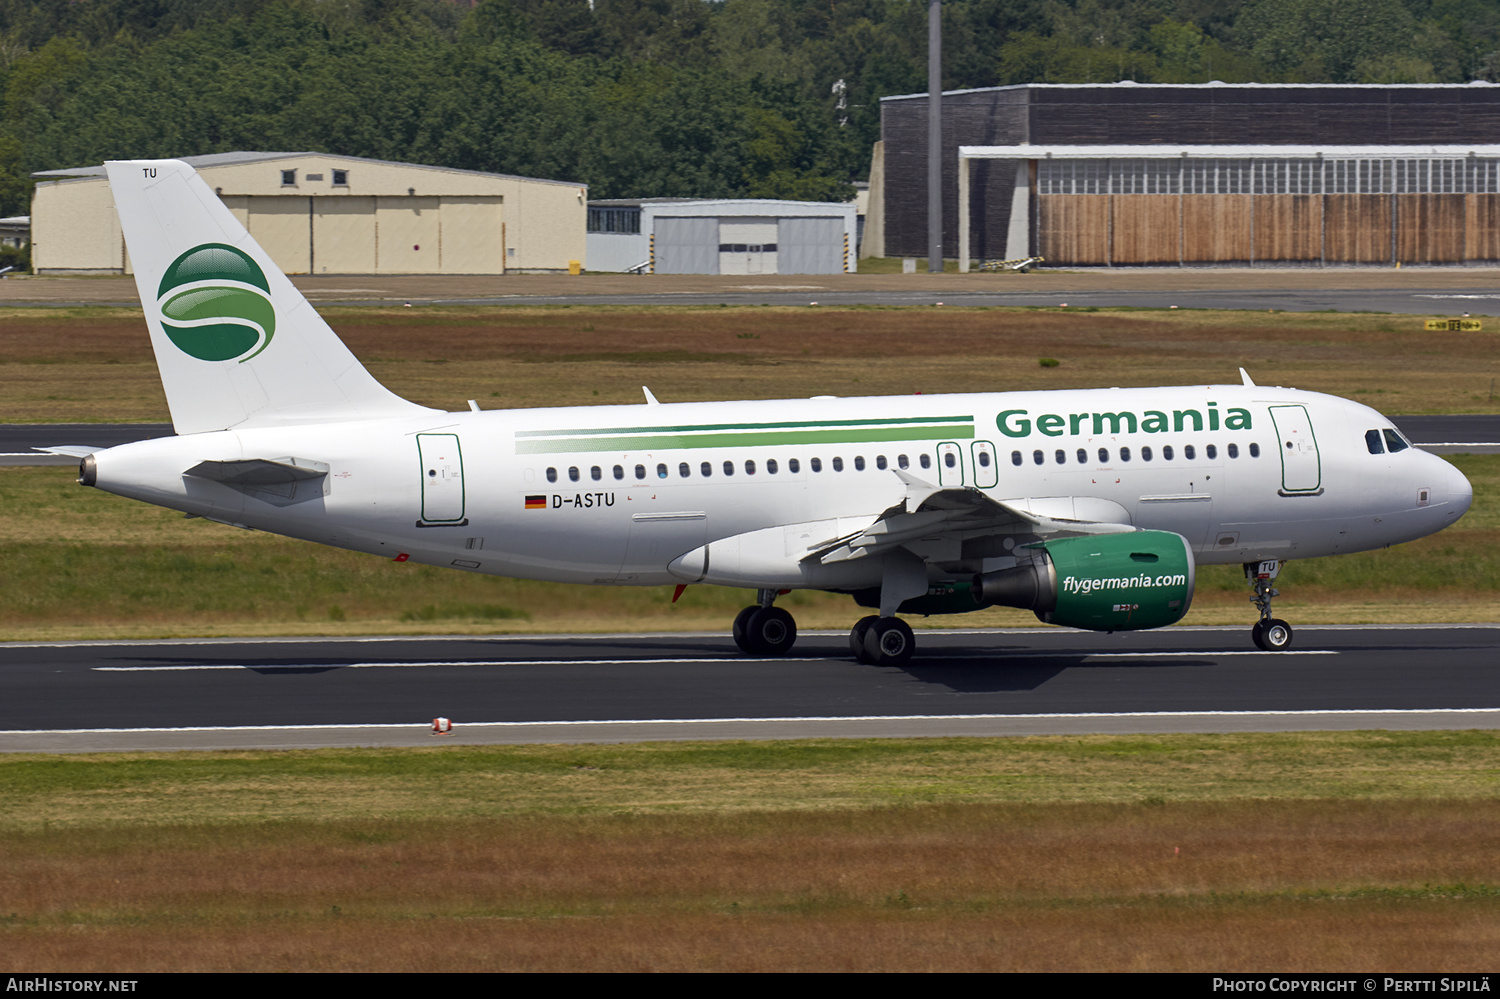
1011, 442, 1262, 466
545, 452, 935, 484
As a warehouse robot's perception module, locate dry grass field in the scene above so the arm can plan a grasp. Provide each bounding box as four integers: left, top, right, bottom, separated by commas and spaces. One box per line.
2, 303, 1497, 637
2, 303, 1497, 422
2, 735, 1498, 972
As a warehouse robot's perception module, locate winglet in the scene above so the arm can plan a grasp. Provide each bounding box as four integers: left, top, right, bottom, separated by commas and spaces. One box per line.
643, 386, 660, 405
1240, 367, 1256, 387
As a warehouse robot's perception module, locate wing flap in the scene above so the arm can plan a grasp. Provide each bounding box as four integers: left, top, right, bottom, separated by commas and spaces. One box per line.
812, 471, 1137, 565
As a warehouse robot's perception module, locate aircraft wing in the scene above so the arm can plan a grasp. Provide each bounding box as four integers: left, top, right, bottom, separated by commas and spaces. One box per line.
811, 468, 1136, 565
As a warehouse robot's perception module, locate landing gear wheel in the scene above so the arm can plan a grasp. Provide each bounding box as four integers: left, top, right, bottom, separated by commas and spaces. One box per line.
731, 605, 760, 654
746, 607, 797, 656
850, 615, 880, 663
862, 617, 915, 667
1252, 618, 1294, 652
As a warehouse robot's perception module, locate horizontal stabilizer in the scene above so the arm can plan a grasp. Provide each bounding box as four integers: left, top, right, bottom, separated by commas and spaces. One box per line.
184, 457, 327, 487
36, 445, 102, 457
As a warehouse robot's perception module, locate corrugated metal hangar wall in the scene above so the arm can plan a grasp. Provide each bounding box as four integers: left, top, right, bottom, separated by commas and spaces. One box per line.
875, 83, 1500, 266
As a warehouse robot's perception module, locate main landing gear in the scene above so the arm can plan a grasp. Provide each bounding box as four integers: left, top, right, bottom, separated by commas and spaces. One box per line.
1245, 560, 1294, 651
731, 589, 798, 656
850, 615, 915, 667
728, 590, 917, 667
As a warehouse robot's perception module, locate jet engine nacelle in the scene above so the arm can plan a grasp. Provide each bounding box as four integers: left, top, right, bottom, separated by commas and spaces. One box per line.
973, 530, 1196, 632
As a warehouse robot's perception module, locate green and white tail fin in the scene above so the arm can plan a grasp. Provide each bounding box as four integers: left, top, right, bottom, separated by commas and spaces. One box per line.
106, 159, 435, 434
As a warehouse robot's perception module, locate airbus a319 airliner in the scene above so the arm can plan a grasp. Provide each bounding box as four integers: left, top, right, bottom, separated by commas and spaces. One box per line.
54, 160, 1474, 666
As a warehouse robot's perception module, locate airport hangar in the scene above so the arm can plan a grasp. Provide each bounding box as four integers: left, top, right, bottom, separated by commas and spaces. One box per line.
864, 82, 1500, 269
29, 151, 587, 275
587, 198, 858, 274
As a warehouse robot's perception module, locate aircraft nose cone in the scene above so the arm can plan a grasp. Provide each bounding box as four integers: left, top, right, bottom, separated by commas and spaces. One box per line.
1448, 460, 1474, 519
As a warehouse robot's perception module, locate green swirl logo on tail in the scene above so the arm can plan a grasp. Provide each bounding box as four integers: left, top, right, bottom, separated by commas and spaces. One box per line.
157, 244, 276, 362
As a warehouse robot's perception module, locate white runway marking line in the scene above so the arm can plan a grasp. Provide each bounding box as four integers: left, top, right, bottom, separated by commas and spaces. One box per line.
6, 707, 1499, 736
91, 650, 1339, 671
93, 657, 827, 671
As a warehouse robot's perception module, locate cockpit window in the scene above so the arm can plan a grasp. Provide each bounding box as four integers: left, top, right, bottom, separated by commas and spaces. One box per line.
1383, 429, 1410, 453
1365, 429, 1385, 454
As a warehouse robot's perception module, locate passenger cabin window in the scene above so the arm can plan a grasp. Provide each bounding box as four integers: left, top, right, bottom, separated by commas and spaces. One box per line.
1055, 449, 1065, 464
1120, 446, 1131, 462
1227, 443, 1239, 458
1033, 450, 1044, 465
591, 466, 602, 481
767, 459, 778, 474
1383, 429, 1410, 453
854, 456, 865, 471
568, 466, 580, 482
1184, 445, 1196, 460
810, 458, 822, 472
1206, 444, 1217, 460
745, 460, 756, 475
1012, 451, 1023, 466
1142, 446, 1153, 461
788, 458, 800, 473
1249, 443, 1260, 457
898, 455, 909, 469
701, 462, 712, 477
1098, 448, 1108, 463
876, 456, 887, 470
723, 460, 734, 476
919, 454, 931, 469
657, 463, 667, 479
679, 462, 690, 478
1163, 446, 1175, 460
1076, 448, 1087, 464
634, 464, 646, 480
613, 465, 624, 480
832, 457, 844, 472
546, 467, 558, 483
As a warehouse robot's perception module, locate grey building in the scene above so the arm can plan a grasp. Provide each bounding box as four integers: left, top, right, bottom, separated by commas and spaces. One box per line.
587, 198, 858, 274
870, 82, 1500, 266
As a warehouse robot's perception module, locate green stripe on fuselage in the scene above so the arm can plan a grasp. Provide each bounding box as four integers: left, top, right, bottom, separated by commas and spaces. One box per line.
515, 424, 976, 455
514, 415, 973, 439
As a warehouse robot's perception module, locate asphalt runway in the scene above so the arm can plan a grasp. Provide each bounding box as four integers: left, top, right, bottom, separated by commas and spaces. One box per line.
9, 282, 1500, 316
2, 625, 1497, 752
395, 287, 1500, 315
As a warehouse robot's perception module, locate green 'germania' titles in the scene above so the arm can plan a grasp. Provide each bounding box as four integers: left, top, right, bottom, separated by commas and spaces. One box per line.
996, 402, 1253, 438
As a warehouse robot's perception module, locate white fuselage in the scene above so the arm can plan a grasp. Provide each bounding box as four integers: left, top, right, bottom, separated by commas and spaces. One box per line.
87, 384, 1472, 594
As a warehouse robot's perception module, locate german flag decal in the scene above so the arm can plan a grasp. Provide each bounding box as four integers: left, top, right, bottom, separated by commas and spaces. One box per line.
525, 495, 547, 510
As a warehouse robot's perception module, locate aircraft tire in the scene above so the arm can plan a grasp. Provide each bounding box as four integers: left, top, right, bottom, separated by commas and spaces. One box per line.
1254, 618, 1294, 652
747, 607, 797, 656
732, 605, 761, 654
850, 615, 880, 663
863, 617, 915, 667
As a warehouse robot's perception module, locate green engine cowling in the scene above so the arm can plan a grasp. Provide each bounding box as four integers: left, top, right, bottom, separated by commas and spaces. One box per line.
973, 530, 1196, 631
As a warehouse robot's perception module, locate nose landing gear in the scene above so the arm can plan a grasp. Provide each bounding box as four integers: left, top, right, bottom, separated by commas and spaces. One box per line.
1245, 560, 1294, 651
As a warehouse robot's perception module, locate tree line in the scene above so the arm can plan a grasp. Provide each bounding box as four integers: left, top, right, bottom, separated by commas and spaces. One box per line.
2, 0, 1498, 218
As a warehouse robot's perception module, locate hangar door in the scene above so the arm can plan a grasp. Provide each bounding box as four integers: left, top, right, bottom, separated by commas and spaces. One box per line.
655, 217, 720, 274
778, 217, 845, 274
